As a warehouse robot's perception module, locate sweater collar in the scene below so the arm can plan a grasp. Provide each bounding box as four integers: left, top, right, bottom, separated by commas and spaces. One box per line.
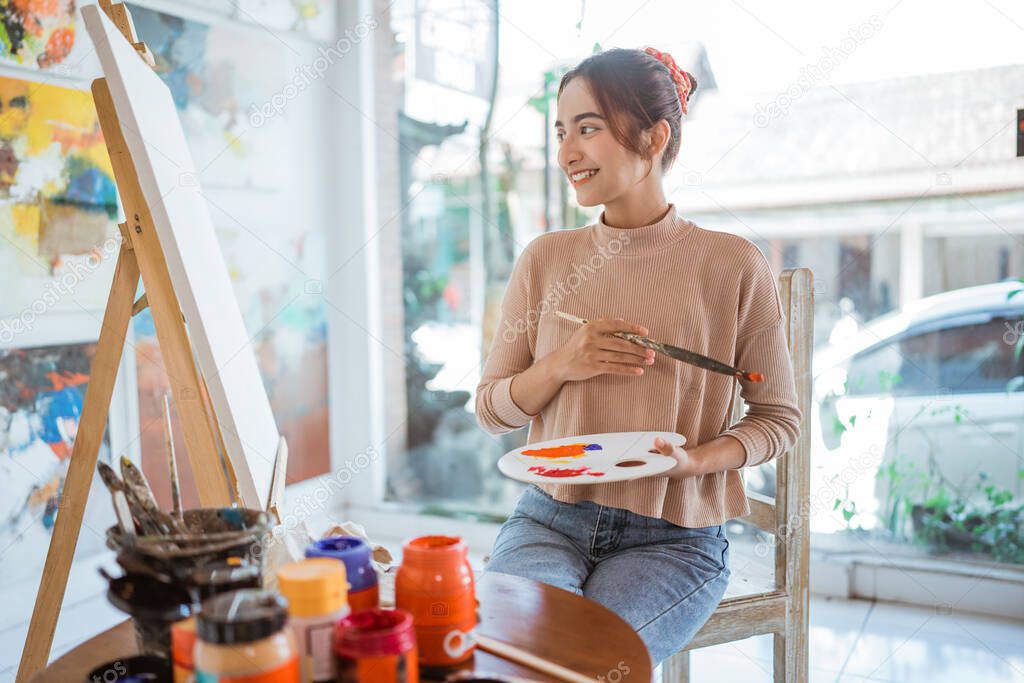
591, 203, 694, 255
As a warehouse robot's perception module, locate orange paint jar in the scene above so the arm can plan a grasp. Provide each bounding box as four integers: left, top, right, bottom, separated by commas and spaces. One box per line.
395, 536, 477, 669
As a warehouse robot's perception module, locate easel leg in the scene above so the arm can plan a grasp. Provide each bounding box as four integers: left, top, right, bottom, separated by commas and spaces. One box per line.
16, 243, 140, 683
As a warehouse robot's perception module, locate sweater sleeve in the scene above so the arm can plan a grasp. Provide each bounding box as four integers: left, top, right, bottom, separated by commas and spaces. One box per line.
475, 245, 540, 434
720, 250, 802, 467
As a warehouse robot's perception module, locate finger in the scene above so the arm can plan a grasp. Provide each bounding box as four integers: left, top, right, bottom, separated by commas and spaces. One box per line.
653, 437, 673, 454
595, 351, 650, 366
599, 338, 655, 359
594, 360, 645, 376
595, 317, 649, 336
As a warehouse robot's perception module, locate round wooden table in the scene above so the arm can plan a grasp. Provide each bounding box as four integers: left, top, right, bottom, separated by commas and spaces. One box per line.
32, 571, 651, 682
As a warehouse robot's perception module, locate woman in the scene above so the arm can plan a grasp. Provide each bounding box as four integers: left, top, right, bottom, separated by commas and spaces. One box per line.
475, 47, 801, 667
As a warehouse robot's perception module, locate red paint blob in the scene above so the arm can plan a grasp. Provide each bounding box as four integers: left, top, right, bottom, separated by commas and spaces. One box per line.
528, 465, 605, 478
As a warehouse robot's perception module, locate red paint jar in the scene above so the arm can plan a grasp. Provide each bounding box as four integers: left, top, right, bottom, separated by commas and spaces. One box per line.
395, 536, 477, 669
333, 608, 419, 682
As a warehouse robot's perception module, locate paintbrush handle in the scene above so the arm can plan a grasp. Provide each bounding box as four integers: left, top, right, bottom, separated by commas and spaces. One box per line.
475, 633, 597, 683
555, 310, 763, 382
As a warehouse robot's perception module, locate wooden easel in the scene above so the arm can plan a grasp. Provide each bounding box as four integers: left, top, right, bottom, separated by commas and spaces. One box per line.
16, 2, 285, 679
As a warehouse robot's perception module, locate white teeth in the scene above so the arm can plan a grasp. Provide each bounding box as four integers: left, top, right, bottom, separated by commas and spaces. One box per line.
571, 169, 598, 182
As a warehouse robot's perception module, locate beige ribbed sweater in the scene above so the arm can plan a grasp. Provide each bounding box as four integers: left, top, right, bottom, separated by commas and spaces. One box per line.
475, 204, 801, 527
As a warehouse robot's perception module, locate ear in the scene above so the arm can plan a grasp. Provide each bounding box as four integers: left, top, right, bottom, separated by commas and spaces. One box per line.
648, 119, 671, 159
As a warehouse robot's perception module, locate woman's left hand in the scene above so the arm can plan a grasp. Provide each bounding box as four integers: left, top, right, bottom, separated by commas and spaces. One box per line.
652, 436, 703, 478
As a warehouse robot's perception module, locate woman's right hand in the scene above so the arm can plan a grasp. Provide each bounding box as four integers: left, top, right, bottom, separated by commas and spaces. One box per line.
549, 317, 656, 382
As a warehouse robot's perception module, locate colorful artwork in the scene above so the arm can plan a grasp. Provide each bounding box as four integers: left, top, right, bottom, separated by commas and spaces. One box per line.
235, 0, 337, 41
522, 442, 603, 459
0, 75, 119, 320
0, 342, 112, 582
0, 0, 76, 69
125, 3, 287, 190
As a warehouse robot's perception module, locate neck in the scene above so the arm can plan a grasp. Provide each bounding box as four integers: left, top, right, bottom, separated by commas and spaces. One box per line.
600, 184, 669, 229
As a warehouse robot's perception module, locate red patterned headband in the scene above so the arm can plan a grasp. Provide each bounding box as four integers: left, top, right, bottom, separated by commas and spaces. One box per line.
644, 46, 697, 115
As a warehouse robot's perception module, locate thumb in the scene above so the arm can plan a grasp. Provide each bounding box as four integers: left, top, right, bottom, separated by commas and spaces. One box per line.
653, 437, 672, 454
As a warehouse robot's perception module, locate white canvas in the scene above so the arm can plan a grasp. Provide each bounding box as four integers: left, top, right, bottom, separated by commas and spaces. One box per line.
82, 5, 279, 509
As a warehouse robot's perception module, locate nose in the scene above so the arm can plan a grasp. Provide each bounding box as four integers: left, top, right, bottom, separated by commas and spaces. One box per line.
557, 134, 581, 173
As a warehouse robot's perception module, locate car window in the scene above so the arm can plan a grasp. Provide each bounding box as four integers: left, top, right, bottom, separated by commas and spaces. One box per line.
845, 339, 904, 396
846, 313, 1024, 397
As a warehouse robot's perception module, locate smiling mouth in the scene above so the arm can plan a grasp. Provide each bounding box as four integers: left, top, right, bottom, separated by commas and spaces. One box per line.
569, 168, 599, 186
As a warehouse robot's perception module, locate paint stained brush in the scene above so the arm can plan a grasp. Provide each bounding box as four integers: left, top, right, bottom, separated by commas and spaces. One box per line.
162, 393, 183, 524
555, 310, 765, 383
97, 461, 159, 535
120, 455, 186, 535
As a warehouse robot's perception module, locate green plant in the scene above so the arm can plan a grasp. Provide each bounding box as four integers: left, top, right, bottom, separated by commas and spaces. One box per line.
913, 471, 1024, 564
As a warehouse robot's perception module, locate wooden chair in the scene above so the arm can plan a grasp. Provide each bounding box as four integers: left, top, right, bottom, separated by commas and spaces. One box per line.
662, 267, 813, 683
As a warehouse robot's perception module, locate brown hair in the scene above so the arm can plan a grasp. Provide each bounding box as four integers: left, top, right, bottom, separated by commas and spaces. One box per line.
557, 47, 697, 173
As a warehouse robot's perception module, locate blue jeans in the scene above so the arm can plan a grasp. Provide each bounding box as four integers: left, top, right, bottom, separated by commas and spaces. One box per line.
484, 485, 731, 668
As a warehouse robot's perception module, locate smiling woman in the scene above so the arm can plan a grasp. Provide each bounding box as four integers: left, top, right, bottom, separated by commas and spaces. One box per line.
476, 46, 800, 666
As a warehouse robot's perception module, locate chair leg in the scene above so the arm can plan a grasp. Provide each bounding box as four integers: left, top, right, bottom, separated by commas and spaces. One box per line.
662, 650, 690, 682
773, 633, 787, 682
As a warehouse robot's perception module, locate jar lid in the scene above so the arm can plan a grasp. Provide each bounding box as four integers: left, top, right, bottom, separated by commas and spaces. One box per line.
105, 574, 193, 623
197, 589, 288, 644
277, 559, 348, 617
190, 561, 261, 602
401, 535, 467, 566
305, 537, 377, 592
333, 608, 416, 658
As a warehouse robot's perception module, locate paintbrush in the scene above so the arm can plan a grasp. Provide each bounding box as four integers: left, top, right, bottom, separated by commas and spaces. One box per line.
554, 310, 765, 383
97, 461, 160, 536
120, 455, 187, 535
162, 393, 183, 524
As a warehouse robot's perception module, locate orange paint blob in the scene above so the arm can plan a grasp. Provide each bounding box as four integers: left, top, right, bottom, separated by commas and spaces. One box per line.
521, 442, 601, 459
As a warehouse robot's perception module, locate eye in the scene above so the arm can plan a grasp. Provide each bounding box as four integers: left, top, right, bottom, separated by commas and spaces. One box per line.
580, 125, 598, 134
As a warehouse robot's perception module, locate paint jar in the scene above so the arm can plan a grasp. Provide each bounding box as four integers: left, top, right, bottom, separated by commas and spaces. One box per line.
395, 536, 477, 670
305, 537, 379, 612
190, 559, 262, 602
105, 572, 193, 658
171, 617, 197, 683
85, 655, 173, 682
277, 559, 351, 683
333, 608, 418, 683
194, 589, 299, 682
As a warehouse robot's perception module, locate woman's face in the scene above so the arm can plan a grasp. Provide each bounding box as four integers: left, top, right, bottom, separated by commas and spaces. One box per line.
555, 77, 655, 207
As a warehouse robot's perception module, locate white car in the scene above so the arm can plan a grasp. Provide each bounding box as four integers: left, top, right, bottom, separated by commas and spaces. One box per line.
807, 281, 1024, 534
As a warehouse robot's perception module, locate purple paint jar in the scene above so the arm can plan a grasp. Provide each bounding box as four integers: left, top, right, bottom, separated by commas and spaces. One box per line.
306, 537, 379, 612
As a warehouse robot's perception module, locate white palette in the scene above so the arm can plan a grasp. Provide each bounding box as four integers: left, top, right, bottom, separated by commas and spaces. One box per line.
498, 431, 685, 485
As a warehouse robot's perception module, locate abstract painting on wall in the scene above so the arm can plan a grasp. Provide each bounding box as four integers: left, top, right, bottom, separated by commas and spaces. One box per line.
0, 342, 113, 584
125, 3, 288, 190
0, 75, 119, 321
0, 1, 100, 76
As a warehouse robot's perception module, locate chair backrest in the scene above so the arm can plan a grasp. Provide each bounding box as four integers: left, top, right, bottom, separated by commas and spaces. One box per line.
734, 268, 813, 594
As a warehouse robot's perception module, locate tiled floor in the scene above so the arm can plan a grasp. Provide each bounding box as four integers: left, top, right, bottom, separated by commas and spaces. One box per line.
2, 552, 1022, 683
681, 598, 1024, 683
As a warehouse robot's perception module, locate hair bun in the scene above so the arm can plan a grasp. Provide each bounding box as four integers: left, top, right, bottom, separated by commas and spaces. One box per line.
643, 46, 698, 114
